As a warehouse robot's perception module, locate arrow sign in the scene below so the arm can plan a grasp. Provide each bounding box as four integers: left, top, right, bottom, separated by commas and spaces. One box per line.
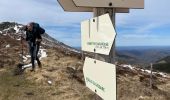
81, 14, 116, 55
83, 57, 116, 100
73, 0, 144, 9
57, 0, 92, 12
57, 0, 129, 13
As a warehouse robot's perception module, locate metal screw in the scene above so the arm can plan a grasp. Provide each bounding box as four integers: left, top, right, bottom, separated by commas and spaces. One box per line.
94, 48, 96, 52
94, 60, 96, 64
109, 2, 112, 6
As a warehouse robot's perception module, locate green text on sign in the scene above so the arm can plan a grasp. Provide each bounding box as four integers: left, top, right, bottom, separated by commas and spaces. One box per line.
86, 77, 105, 92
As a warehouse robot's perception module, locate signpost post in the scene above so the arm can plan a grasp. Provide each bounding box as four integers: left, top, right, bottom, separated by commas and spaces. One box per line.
57, 0, 144, 99
93, 8, 116, 63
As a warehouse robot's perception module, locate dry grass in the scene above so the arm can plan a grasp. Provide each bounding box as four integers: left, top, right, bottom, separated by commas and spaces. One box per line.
1, 47, 170, 100
0, 48, 94, 100
117, 72, 170, 100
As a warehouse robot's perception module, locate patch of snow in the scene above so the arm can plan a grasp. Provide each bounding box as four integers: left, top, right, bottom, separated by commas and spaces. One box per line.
14, 25, 20, 33
23, 56, 28, 62
122, 64, 134, 70
3, 28, 10, 31
3, 33, 7, 36
22, 63, 32, 69
121, 64, 169, 78
140, 69, 167, 78
22, 49, 47, 69
26, 55, 31, 58
17, 38, 21, 41
6, 44, 10, 48
0, 31, 2, 34
19, 54, 27, 62
39, 49, 47, 60
144, 70, 151, 74
141, 69, 145, 72
159, 72, 167, 78
140, 69, 152, 74
18, 25, 23, 28
22, 61, 38, 69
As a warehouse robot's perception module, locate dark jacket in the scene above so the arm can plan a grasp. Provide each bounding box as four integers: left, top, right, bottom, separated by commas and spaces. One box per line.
25, 23, 45, 43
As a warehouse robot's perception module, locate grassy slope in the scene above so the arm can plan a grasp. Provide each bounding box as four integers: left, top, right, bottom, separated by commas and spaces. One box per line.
0, 35, 170, 100
0, 49, 95, 100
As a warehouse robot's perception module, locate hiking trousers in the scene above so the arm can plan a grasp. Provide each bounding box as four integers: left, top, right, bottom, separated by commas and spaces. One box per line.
28, 41, 41, 69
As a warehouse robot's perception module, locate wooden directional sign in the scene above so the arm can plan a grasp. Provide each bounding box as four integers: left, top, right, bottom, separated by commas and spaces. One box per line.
81, 14, 116, 55
73, 0, 144, 9
83, 57, 116, 100
57, 0, 129, 13
57, 0, 91, 12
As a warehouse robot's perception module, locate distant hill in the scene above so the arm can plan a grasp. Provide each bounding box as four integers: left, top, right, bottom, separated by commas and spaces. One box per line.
76, 46, 170, 66
117, 47, 170, 67
157, 56, 170, 63
152, 56, 170, 73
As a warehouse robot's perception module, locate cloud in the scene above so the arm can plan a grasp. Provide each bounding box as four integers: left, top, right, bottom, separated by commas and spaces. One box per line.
0, 0, 170, 47
0, 0, 92, 25
115, 0, 170, 46
0, 0, 91, 47
117, 0, 170, 26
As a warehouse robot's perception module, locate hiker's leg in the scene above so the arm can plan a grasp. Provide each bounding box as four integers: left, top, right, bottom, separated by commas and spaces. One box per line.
28, 42, 35, 70
32, 45, 36, 70
35, 42, 41, 68
36, 42, 40, 55
36, 57, 41, 68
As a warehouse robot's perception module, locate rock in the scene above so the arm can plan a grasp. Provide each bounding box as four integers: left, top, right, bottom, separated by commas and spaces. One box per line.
6, 44, 10, 48
138, 96, 144, 100
48, 80, 52, 85
25, 92, 34, 96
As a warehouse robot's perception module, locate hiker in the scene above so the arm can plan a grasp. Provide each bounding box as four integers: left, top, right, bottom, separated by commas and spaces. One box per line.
24, 22, 45, 71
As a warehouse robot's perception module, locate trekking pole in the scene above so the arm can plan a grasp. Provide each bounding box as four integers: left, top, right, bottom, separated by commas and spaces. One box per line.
20, 31, 24, 64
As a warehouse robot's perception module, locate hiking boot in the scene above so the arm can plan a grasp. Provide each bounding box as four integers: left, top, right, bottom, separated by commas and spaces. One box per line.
38, 62, 42, 68
30, 69, 35, 72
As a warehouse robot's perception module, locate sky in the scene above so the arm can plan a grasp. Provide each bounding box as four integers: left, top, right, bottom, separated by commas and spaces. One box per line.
0, 0, 170, 47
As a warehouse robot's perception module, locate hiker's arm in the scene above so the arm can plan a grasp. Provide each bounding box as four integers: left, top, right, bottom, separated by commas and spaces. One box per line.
36, 27, 43, 43
36, 32, 42, 40
25, 32, 28, 41
19, 26, 27, 41
36, 38, 42, 43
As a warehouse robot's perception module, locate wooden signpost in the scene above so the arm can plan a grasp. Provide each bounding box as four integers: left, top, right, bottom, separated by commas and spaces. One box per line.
57, 0, 144, 99
73, 0, 144, 8
58, 0, 129, 13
